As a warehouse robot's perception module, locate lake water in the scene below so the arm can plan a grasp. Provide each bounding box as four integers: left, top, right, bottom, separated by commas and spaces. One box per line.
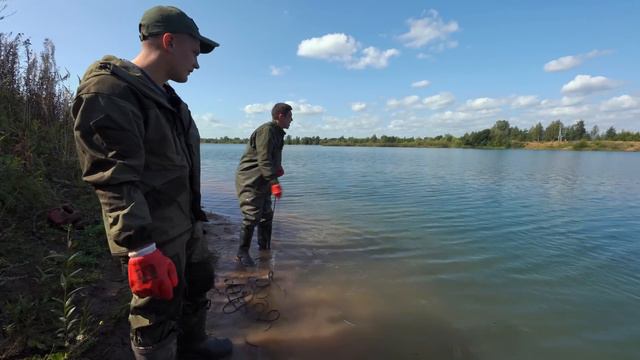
200, 144, 640, 359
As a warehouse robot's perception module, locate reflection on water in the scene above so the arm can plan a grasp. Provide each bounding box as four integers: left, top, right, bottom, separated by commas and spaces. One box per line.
202, 144, 640, 359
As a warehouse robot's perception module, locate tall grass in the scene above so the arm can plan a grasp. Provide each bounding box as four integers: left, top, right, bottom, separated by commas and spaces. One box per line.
0, 32, 111, 359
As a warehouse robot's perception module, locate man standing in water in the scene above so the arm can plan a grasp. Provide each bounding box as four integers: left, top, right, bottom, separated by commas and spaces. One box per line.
72, 6, 232, 359
235, 103, 292, 267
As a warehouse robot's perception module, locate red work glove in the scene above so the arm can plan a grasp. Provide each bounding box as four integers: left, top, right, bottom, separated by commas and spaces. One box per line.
271, 183, 282, 199
276, 166, 285, 177
128, 248, 178, 300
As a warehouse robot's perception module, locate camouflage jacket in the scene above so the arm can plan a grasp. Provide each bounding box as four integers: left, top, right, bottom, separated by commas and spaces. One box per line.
235, 121, 285, 193
72, 56, 205, 256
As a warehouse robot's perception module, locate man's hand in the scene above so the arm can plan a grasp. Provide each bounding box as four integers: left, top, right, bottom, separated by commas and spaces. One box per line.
276, 166, 285, 177
271, 183, 282, 199
128, 248, 178, 300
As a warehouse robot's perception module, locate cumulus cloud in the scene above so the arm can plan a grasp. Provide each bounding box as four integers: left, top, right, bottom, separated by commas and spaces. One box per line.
297, 33, 398, 69
387, 95, 421, 108
411, 80, 431, 88
398, 10, 459, 49
422, 92, 455, 110
511, 95, 540, 108
320, 115, 381, 131
347, 47, 400, 69
461, 97, 504, 110
243, 103, 274, 114
351, 102, 367, 112
544, 49, 612, 72
561, 74, 619, 95
287, 100, 325, 115
291, 114, 383, 137
600, 95, 640, 112
244, 101, 324, 116
270, 65, 289, 76
192, 113, 224, 127
297, 33, 358, 61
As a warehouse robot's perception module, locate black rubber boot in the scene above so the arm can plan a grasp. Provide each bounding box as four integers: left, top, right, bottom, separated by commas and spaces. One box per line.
236, 225, 255, 267
257, 220, 272, 250
131, 332, 177, 360
178, 305, 233, 359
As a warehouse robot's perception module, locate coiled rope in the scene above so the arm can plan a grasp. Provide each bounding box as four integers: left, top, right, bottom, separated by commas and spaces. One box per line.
221, 270, 281, 331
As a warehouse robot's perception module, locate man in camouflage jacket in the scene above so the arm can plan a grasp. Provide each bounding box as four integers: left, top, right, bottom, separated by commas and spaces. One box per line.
72, 6, 231, 359
235, 103, 292, 266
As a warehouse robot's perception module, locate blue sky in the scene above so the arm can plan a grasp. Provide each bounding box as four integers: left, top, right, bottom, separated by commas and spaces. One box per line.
3, 0, 639, 138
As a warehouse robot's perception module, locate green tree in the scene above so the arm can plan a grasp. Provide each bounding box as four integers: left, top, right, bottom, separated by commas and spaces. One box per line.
566, 120, 586, 140
544, 120, 564, 141
590, 125, 600, 140
605, 126, 617, 140
489, 120, 511, 147
529, 122, 544, 141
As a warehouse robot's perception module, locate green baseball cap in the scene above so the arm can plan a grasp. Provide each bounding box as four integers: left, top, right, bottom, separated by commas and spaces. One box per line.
139, 5, 219, 54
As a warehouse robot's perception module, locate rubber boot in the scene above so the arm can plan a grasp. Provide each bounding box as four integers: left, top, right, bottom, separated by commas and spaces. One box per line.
131, 332, 177, 360
178, 304, 233, 359
257, 220, 272, 250
236, 224, 255, 267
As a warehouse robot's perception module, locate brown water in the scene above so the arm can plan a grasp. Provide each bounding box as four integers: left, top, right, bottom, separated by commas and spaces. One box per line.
205, 216, 477, 360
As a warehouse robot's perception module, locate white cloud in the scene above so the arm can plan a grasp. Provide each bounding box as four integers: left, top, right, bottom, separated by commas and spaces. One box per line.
270, 65, 289, 76
291, 114, 383, 137
540, 96, 584, 108
544, 49, 612, 72
537, 104, 591, 118
243, 103, 274, 114
422, 92, 455, 110
321, 115, 381, 131
351, 102, 367, 112
244, 100, 324, 116
297, 33, 358, 61
297, 33, 398, 70
511, 95, 540, 108
561, 74, 618, 95
192, 113, 224, 127
387, 95, 421, 108
287, 100, 325, 115
347, 47, 400, 69
461, 97, 504, 110
600, 95, 640, 112
544, 56, 582, 73
398, 10, 459, 49
560, 96, 584, 106
411, 80, 431, 88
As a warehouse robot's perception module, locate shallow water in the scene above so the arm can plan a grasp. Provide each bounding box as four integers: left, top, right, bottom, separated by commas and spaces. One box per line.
201, 144, 640, 359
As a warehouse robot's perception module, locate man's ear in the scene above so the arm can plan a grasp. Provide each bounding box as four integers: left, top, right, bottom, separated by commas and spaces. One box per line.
161, 33, 175, 50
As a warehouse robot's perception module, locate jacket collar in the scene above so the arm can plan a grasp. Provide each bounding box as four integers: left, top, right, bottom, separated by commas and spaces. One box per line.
82, 55, 176, 111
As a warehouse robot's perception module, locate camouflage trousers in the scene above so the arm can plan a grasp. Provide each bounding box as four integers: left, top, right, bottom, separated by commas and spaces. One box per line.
121, 221, 214, 348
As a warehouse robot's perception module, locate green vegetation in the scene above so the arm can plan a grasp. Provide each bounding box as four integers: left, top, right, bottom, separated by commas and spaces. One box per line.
1, 32, 127, 359
203, 119, 640, 151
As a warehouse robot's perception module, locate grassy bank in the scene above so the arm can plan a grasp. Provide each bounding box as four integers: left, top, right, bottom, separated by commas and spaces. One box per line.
1, 33, 127, 359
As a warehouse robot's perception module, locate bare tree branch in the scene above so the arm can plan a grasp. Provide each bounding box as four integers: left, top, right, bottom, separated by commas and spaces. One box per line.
0, 0, 17, 21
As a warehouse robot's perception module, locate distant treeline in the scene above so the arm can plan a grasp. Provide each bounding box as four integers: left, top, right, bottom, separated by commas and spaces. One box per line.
202, 119, 640, 148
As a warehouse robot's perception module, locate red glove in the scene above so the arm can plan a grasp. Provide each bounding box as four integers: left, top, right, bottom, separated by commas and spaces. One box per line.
271, 183, 282, 199
128, 249, 178, 300
276, 166, 285, 177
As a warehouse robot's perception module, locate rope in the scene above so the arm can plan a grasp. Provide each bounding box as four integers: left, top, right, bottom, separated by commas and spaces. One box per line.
221, 270, 281, 331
